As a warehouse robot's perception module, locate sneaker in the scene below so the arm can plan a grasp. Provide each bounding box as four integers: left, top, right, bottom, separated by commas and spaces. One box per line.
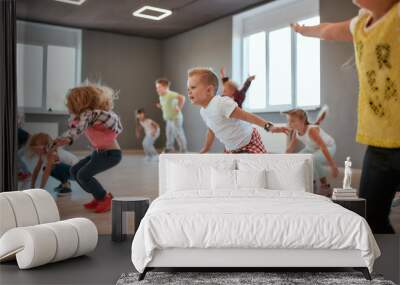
94, 193, 113, 213
18, 172, 31, 181
54, 184, 63, 192
84, 198, 99, 210
57, 187, 72, 196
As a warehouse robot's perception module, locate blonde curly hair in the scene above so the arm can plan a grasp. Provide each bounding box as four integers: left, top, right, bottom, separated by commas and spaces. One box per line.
66, 84, 116, 115
27, 133, 53, 158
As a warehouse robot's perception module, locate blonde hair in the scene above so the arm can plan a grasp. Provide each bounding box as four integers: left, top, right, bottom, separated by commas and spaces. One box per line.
66, 84, 115, 116
188, 67, 219, 94
27, 133, 53, 158
283, 109, 310, 125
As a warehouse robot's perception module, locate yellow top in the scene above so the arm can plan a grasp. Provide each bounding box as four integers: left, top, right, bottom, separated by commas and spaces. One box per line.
351, 3, 400, 148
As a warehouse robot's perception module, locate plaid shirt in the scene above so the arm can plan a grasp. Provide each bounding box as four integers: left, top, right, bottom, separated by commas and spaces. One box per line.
64, 110, 123, 143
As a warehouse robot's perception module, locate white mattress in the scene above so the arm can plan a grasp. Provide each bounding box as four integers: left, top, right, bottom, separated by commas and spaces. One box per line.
131, 190, 380, 273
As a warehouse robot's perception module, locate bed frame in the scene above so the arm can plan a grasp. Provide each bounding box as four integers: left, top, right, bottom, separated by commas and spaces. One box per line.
138, 154, 372, 281
139, 248, 371, 280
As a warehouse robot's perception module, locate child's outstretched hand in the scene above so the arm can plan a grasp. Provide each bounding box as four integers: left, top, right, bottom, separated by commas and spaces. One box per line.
248, 75, 256, 81
291, 23, 307, 35
270, 126, 289, 135
220, 67, 225, 78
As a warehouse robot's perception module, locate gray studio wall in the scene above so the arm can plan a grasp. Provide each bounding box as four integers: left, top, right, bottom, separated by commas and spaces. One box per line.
161, 0, 364, 168
80, 30, 163, 151
161, 17, 233, 152
23, 29, 163, 151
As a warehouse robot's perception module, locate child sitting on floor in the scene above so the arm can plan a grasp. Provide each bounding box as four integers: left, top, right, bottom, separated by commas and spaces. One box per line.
136, 108, 160, 161
187, 67, 287, 154
285, 107, 338, 196
28, 133, 79, 196
220, 67, 255, 108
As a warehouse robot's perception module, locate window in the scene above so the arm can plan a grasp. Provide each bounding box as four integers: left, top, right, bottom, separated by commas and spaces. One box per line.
17, 21, 82, 114
233, 0, 320, 112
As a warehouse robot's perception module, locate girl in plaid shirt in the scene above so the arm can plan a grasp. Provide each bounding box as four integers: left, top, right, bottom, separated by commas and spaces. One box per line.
55, 84, 123, 213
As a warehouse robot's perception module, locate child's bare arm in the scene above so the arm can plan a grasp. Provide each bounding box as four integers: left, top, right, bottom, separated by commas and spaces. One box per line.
177, 95, 185, 110
40, 153, 56, 188
200, 129, 215, 154
150, 120, 160, 130
31, 158, 43, 188
286, 132, 298, 153
230, 107, 289, 134
291, 20, 352, 42
308, 128, 338, 177
239, 75, 255, 95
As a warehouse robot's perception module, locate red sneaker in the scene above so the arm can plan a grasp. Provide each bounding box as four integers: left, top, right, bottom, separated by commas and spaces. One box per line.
84, 198, 99, 210
18, 172, 31, 181
94, 193, 113, 213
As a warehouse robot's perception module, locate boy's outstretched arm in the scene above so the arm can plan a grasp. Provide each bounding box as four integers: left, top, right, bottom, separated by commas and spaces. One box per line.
200, 128, 215, 153
230, 107, 289, 134
291, 20, 353, 42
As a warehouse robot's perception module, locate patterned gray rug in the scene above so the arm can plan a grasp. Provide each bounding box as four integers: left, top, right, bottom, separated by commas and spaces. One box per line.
116, 272, 396, 285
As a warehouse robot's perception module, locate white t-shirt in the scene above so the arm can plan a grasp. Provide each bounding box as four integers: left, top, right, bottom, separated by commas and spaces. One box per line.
41, 148, 79, 166
200, 96, 253, 151
296, 125, 335, 151
140, 119, 157, 136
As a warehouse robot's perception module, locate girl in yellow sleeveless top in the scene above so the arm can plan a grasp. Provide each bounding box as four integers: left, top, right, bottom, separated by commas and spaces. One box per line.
291, 0, 400, 233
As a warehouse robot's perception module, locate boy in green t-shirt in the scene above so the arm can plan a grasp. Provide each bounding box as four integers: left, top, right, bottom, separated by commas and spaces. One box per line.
155, 78, 187, 153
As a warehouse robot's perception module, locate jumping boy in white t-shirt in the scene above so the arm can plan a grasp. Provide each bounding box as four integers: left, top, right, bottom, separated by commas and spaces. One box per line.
187, 67, 288, 153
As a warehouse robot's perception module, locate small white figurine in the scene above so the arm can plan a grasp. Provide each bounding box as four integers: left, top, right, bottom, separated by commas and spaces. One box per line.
343, 156, 352, 189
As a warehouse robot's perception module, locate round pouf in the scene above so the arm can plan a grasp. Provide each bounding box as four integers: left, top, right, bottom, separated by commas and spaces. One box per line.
112, 197, 150, 242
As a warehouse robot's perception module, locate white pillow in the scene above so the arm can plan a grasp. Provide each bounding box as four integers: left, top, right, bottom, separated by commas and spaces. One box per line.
266, 164, 306, 191
237, 169, 267, 189
238, 159, 307, 191
167, 160, 236, 192
211, 168, 237, 190
211, 169, 267, 190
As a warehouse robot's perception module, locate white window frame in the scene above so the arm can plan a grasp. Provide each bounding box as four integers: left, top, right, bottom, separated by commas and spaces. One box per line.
232, 0, 320, 113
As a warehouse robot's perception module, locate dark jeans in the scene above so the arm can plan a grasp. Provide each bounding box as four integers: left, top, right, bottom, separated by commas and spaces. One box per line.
50, 163, 72, 184
359, 146, 400, 233
70, 149, 122, 200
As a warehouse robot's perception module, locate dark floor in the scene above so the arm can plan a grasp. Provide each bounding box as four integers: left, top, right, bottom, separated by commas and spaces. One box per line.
1, 235, 399, 285
0, 235, 134, 285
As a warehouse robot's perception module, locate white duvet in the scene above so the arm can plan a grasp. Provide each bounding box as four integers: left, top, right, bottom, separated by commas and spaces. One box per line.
131, 190, 380, 273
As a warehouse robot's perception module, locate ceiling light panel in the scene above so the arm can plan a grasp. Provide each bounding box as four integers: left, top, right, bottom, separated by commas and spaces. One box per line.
54, 0, 86, 5
133, 6, 172, 21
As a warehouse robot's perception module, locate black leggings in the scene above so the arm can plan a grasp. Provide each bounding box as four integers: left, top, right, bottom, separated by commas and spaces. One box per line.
359, 146, 400, 233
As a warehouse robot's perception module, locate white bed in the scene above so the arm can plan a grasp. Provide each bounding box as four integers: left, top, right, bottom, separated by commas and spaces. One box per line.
131, 154, 380, 280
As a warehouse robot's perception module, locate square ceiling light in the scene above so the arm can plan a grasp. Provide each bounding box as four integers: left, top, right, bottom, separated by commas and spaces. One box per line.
54, 0, 86, 5
133, 6, 172, 21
